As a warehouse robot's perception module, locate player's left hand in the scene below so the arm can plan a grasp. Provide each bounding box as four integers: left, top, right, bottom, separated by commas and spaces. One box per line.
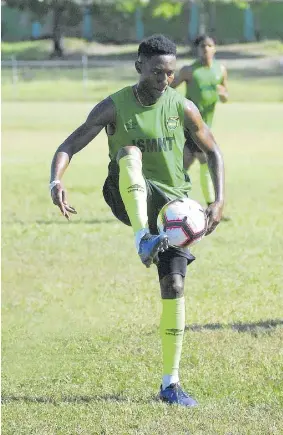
205, 201, 224, 235
217, 85, 227, 102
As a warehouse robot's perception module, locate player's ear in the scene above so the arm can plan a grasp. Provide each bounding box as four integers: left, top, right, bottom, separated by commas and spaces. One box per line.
135, 60, 142, 74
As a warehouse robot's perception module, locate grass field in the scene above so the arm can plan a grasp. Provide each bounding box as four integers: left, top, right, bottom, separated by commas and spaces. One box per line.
2, 39, 283, 103
2, 67, 283, 103
2, 98, 283, 434
2, 38, 283, 61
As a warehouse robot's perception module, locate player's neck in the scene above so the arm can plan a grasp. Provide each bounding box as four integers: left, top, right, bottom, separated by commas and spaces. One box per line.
134, 84, 160, 107
200, 57, 214, 67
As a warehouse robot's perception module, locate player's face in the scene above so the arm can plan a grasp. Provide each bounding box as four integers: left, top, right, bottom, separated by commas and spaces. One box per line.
197, 37, 216, 62
137, 54, 176, 100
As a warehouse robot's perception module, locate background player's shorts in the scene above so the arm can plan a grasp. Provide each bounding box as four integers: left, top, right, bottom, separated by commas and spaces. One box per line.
102, 160, 195, 278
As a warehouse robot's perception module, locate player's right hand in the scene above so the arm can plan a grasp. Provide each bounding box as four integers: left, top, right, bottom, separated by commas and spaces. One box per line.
50, 182, 77, 220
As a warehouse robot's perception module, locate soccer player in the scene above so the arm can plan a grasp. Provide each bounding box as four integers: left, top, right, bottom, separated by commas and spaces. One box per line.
50, 34, 225, 407
171, 35, 228, 216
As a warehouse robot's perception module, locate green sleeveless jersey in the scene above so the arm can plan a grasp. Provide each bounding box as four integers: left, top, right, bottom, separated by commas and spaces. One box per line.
108, 86, 191, 199
185, 59, 223, 127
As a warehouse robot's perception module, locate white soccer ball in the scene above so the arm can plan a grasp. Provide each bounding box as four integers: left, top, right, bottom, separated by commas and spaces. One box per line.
157, 198, 207, 248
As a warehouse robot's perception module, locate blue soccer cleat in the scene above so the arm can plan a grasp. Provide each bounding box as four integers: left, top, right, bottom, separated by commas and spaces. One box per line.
138, 233, 169, 268
159, 383, 198, 407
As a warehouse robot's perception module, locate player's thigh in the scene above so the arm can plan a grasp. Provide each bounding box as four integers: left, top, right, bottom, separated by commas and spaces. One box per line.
102, 161, 131, 226
146, 181, 170, 234
103, 161, 163, 228
103, 161, 159, 228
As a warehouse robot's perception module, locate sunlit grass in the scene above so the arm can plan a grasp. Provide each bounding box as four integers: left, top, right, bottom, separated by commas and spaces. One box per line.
2, 67, 283, 102
2, 101, 283, 434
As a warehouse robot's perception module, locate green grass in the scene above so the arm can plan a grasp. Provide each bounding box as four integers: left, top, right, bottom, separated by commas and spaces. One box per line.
2, 101, 283, 434
2, 67, 283, 103
2, 38, 283, 103
2, 38, 283, 60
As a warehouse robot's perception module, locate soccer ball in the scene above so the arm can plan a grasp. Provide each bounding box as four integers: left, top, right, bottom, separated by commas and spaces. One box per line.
157, 198, 207, 248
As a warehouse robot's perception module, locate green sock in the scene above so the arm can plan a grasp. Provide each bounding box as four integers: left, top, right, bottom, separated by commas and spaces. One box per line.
200, 163, 214, 204
160, 297, 185, 379
118, 154, 148, 233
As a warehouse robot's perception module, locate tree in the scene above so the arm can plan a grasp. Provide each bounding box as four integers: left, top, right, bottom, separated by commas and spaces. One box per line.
149, 0, 270, 42
5, 0, 90, 57
5, 0, 149, 56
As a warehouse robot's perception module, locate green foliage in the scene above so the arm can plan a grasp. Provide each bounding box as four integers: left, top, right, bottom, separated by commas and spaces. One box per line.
115, 0, 150, 13
5, 0, 83, 25
116, 0, 184, 18
152, 1, 182, 19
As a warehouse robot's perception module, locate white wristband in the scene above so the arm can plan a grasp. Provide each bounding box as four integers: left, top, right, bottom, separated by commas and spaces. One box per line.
49, 180, 61, 191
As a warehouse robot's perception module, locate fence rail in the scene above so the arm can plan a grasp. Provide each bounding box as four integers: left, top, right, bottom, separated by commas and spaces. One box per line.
1, 55, 136, 101
1, 59, 131, 68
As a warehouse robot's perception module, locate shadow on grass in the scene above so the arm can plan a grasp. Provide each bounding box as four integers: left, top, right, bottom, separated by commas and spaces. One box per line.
1, 394, 158, 405
2, 41, 268, 62
216, 50, 263, 60
2, 218, 116, 225
186, 319, 283, 333
228, 67, 282, 79
1, 44, 51, 61
35, 219, 115, 225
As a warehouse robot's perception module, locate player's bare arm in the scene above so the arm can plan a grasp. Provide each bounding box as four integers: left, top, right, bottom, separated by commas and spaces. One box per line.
183, 99, 224, 234
217, 65, 228, 103
50, 97, 116, 219
170, 66, 192, 89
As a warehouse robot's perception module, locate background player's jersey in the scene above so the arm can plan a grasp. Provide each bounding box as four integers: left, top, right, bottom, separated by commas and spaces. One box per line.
108, 86, 191, 199
185, 59, 223, 127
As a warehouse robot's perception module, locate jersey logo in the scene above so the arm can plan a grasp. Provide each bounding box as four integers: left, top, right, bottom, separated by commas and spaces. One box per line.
167, 116, 179, 130
125, 119, 137, 131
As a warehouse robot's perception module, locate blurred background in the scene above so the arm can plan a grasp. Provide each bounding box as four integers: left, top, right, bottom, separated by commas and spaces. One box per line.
2, 0, 283, 102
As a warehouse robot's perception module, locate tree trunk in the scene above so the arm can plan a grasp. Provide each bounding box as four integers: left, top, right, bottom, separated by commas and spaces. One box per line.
208, 1, 216, 40
51, 5, 64, 58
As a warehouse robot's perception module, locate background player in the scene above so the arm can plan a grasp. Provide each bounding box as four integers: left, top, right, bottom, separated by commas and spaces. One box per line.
49, 34, 225, 407
171, 35, 229, 218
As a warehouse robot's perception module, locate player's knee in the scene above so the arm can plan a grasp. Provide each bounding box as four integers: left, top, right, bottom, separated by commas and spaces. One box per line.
116, 146, 142, 163
160, 274, 184, 299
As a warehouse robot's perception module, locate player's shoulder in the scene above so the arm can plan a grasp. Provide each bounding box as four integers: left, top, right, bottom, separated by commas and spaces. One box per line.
180, 63, 194, 77
191, 60, 201, 70
214, 59, 227, 72
181, 63, 194, 71
165, 87, 187, 119
86, 96, 116, 125
166, 86, 186, 102
109, 86, 132, 102
182, 97, 202, 121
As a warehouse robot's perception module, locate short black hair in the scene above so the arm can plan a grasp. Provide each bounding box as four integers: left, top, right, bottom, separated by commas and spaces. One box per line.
138, 34, 177, 58
194, 34, 215, 47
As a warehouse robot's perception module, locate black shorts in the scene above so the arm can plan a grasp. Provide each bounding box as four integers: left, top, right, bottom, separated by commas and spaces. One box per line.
102, 160, 195, 279
184, 131, 203, 155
